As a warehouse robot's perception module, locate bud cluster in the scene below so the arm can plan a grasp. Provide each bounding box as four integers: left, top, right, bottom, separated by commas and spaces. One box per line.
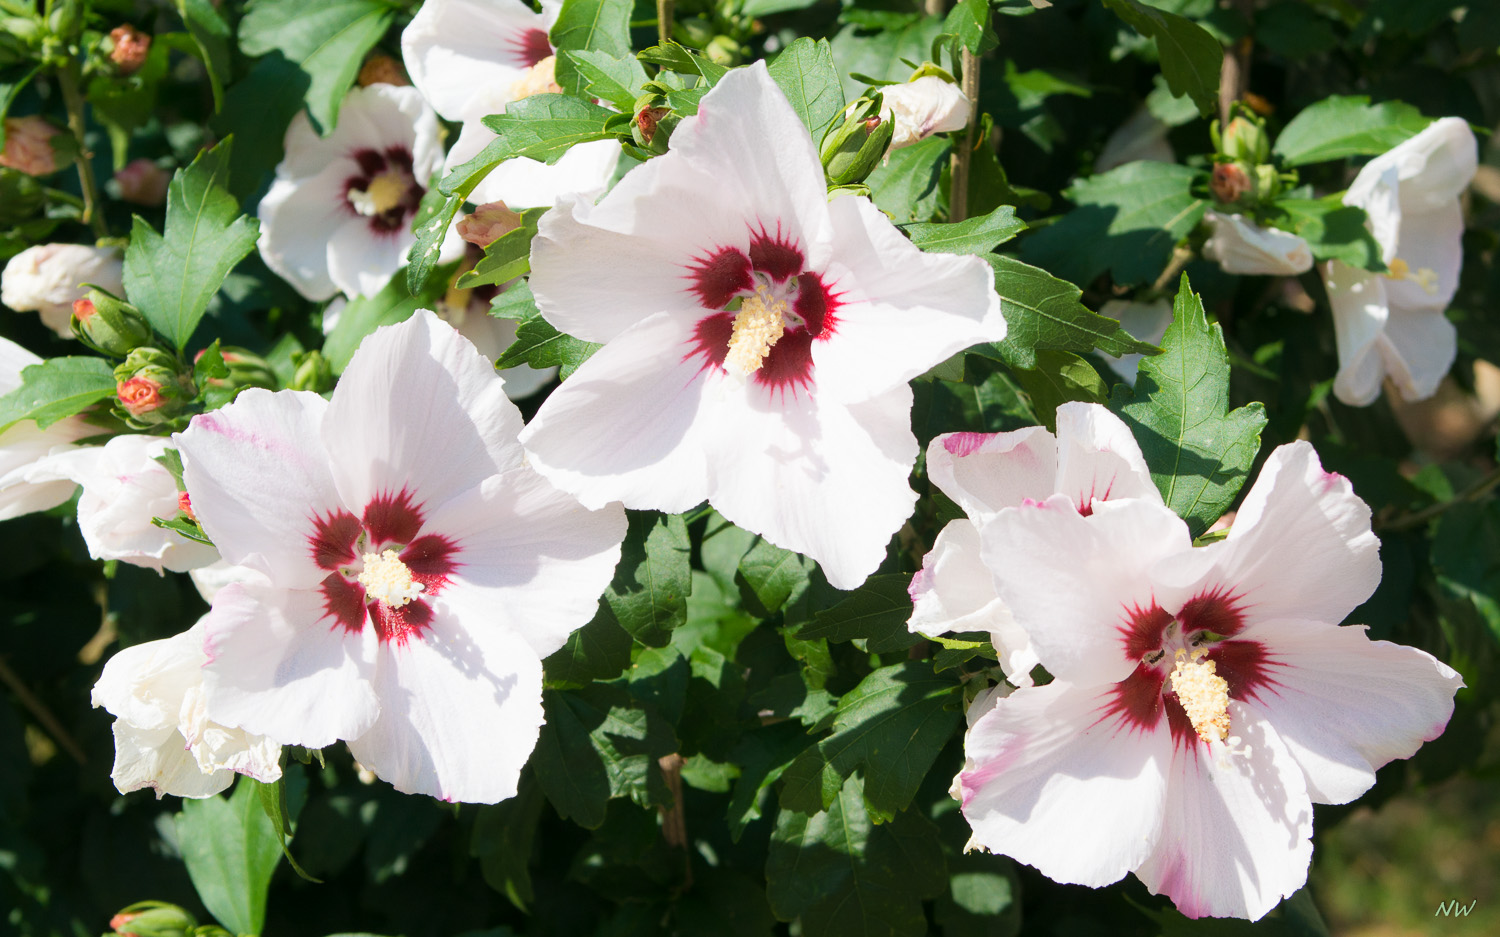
1208, 106, 1295, 208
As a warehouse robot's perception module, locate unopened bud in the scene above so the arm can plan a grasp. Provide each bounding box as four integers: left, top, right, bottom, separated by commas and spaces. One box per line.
290, 350, 333, 393
358, 54, 408, 87
1210, 161, 1252, 205
109, 901, 196, 937
704, 36, 742, 67
821, 95, 894, 187
457, 201, 522, 249
631, 93, 681, 155
208, 346, 276, 390
0, 116, 62, 176
1215, 113, 1270, 164
108, 25, 152, 76
113, 347, 193, 426
176, 491, 195, 521
882, 75, 970, 149
114, 159, 169, 206
71, 288, 151, 356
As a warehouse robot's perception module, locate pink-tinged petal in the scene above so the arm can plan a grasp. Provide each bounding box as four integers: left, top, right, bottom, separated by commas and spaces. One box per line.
324, 310, 526, 514
200, 582, 380, 749
958, 681, 1171, 888
1052, 401, 1161, 511
520, 312, 715, 514
401, 0, 544, 121
346, 614, 544, 803
423, 468, 626, 660
809, 195, 1004, 402
909, 519, 1037, 684
471, 139, 620, 211
178, 389, 344, 590
982, 496, 1191, 685
1232, 617, 1462, 804
706, 381, 918, 591
927, 427, 1058, 520
1323, 261, 1389, 407
1135, 703, 1313, 921
1154, 442, 1380, 631
1380, 302, 1457, 404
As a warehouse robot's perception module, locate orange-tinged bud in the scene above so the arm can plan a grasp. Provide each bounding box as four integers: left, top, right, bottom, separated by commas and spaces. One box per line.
109, 25, 151, 76
457, 201, 523, 249
1211, 162, 1252, 204
117, 375, 164, 417
0, 116, 62, 176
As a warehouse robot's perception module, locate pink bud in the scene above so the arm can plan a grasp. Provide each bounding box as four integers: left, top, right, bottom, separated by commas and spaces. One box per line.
114, 159, 169, 206
0, 116, 62, 176
116, 376, 164, 417
177, 491, 196, 521
457, 201, 523, 249
109, 25, 152, 76
73, 297, 96, 321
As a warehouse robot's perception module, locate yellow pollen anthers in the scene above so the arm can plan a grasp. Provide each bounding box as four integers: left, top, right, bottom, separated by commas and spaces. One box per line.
724, 285, 788, 376
1386, 256, 1440, 295
511, 55, 563, 101
357, 550, 426, 607
1169, 649, 1231, 743
349, 172, 409, 217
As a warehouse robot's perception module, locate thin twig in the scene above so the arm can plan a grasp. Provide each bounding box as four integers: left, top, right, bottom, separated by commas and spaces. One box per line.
0, 655, 87, 765
657, 753, 692, 888
1151, 245, 1194, 293
1380, 466, 1500, 533
656, 0, 674, 46
1218, 0, 1255, 124
949, 48, 980, 223
56, 60, 108, 239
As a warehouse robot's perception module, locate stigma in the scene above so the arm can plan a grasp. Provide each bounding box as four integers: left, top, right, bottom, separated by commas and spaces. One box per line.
510, 55, 562, 100
349, 172, 410, 217
724, 284, 788, 376
1386, 257, 1440, 295
357, 549, 426, 607
1169, 649, 1231, 743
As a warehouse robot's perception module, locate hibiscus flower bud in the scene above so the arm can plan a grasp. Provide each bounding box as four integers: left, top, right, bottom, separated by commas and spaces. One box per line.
209, 346, 277, 391
631, 93, 680, 156
821, 95, 894, 187
113, 158, 169, 206
0, 116, 63, 177
1213, 111, 1270, 164
881, 75, 970, 149
108, 902, 195, 937
108, 25, 152, 76
71, 288, 152, 356
113, 348, 194, 425
457, 201, 522, 248
2, 243, 126, 337
357, 54, 408, 87
1210, 161, 1253, 204
290, 349, 333, 393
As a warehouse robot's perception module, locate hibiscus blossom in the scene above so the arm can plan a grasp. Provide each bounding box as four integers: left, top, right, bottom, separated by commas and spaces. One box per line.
1321, 117, 1476, 406
955, 441, 1462, 920
521, 63, 1004, 589
257, 84, 457, 300
177, 311, 626, 802
909, 403, 1161, 683
401, 0, 618, 210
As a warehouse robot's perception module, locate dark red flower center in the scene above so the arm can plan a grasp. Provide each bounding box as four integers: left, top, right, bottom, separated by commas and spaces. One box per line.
307, 488, 459, 647
509, 27, 552, 69
684, 225, 843, 394
343, 147, 423, 234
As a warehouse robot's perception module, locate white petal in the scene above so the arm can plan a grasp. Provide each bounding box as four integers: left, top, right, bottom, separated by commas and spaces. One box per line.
423, 467, 626, 660
810, 194, 1004, 403
520, 312, 716, 514
1153, 441, 1380, 630
1379, 304, 1456, 403
957, 681, 1170, 888
471, 139, 621, 211
1052, 401, 1161, 510
926, 426, 1057, 521
1096, 108, 1174, 173
323, 310, 526, 515
881, 76, 971, 148
1233, 618, 1462, 804
1346, 117, 1477, 216
178, 389, 343, 589
346, 614, 544, 803
0, 415, 92, 521
110, 722, 233, 799
200, 582, 381, 749
706, 380, 918, 591
255, 167, 350, 302
1384, 203, 1462, 312
401, 0, 542, 121
982, 496, 1191, 685
1098, 298, 1171, 385
325, 217, 409, 300
908, 519, 1036, 684
1135, 703, 1313, 921
1202, 212, 1313, 276
189, 559, 266, 604
1323, 261, 1389, 407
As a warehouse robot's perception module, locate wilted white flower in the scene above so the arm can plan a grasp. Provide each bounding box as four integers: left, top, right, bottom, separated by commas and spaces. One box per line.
882, 76, 970, 149
1202, 211, 1313, 276
2, 243, 125, 336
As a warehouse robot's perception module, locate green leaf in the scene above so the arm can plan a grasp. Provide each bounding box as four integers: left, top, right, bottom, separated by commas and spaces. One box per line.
767, 38, 846, 140
406, 188, 464, 295
605, 511, 691, 647
1432, 499, 1500, 644
252, 772, 318, 883
1272, 95, 1431, 166
323, 266, 451, 373
210, 55, 312, 202
830, 17, 945, 100
944, 0, 1000, 56
544, 602, 634, 688
1101, 0, 1222, 117
176, 0, 232, 110
122, 139, 259, 350
238, 0, 394, 133
1109, 274, 1267, 537
767, 775, 947, 937
555, 49, 648, 112
743, 0, 821, 15
636, 42, 728, 86
866, 136, 949, 223
493, 315, 602, 378
1271, 198, 1385, 272
904, 206, 1026, 256
779, 662, 960, 821
1012, 349, 1108, 431
471, 773, 545, 912
0, 356, 115, 432
550, 0, 634, 65
794, 574, 920, 655
982, 255, 1161, 368
737, 537, 815, 615
175, 777, 283, 937
532, 685, 677, 829
151, 513, 214, 546
456, 209, 545, 289
0, 64, 40, 150
444, 95, 618, 196
1020, 160, 1205, 287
